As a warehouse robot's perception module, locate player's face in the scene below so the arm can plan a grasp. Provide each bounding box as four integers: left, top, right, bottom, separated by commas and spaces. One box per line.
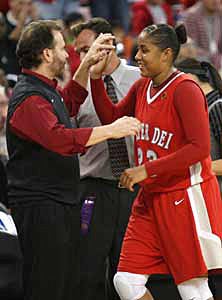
51, 31, 69, 78
135, 32, 165, 78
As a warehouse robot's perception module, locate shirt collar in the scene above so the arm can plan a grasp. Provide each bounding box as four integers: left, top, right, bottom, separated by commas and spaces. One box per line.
109, 59, 126, 86
22, 68, 58, 89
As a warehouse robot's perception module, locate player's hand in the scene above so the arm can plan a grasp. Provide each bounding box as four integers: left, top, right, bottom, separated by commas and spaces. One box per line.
90, 50, 113, 79
119, 165, 148, 192
108, 116, 141, 139
81, 33, 115, 71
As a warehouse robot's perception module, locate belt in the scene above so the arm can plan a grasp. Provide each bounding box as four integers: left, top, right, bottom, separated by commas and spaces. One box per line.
81, 177, 124, 189
81, 177, 140, 190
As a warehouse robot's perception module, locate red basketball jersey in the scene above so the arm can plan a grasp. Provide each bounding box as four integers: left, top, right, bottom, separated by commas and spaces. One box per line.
134, 72, 214, 193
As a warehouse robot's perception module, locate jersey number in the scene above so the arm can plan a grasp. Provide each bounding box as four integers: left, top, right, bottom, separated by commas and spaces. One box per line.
138, 148, 158, 165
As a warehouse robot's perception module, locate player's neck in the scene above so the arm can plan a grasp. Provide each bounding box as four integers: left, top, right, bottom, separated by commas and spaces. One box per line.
152, 67, 176, 87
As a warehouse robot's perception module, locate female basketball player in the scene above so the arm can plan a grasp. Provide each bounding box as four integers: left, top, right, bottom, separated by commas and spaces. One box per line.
88, 24, 222, 300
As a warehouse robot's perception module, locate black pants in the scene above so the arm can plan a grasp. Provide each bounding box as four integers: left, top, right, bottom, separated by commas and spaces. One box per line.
77, 177, 139, 300
11, 201, 81, 300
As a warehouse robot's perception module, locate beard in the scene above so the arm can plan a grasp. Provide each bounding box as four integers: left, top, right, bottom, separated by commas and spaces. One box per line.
54, 62, 66, 79
51, 56, 67, 79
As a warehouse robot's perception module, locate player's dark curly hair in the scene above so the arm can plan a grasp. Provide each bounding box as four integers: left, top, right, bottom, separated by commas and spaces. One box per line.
16, 20, 62, 69
142, 23, 187, 62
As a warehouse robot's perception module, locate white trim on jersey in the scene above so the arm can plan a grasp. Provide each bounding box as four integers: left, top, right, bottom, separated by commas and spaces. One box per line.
187, 184, 222, 269
146, 72, 184, 104
189, 162, 203, 186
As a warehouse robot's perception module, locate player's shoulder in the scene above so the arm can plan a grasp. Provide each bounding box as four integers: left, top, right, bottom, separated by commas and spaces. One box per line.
174, 72, 201, 89
174, 73, 207, 105
174, 72, 193, 82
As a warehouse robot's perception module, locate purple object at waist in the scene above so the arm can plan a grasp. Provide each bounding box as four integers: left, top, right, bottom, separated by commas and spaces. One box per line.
81, 196, 95, 235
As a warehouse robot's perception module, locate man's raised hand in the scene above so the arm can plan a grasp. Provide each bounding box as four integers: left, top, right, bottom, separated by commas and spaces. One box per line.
81, 33, 115, 70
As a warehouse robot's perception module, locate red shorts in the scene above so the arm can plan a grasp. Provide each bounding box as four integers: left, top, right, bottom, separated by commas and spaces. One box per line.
118, 177, 222, 284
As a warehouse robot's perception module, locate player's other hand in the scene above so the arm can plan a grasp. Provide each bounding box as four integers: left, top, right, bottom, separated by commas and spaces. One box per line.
109, 116, 141, 139
119, 165, 148, 192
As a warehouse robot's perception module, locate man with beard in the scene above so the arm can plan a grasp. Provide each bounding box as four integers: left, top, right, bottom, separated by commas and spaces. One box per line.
6, 20, 141, 300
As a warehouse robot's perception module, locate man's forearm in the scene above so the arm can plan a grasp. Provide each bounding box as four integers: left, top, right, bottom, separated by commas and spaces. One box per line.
85, 125, 112, 146
73, 62, 90, 89
85, 116, 141, 147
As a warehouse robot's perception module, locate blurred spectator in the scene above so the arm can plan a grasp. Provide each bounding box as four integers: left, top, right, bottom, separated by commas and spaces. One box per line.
90, 0, 130, 33
0, 69, 8, 90
0, 13, 13, 77
0, 0, 10, 14
0, 68, 12, 98
175, 36, 198, 63
129, 41, 139, 66
180, 0, 197, 8
34, 0, 81, 20
171, 2, 184, 22
63, 12, 83, 80
78, 0, 91, 21
181, 0, 222, 71
0, 13, 6, 36
63, 12, 84, 44
0, 87, 9, 165
5, 0, 39, 41
0, 0, 39, 86
53, 12, 83, 87
130, 0, 174, 36
111, 21, 130, 61
0, 160, 8, 208
0, 200, 24, 300
66, 45, 80, 77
